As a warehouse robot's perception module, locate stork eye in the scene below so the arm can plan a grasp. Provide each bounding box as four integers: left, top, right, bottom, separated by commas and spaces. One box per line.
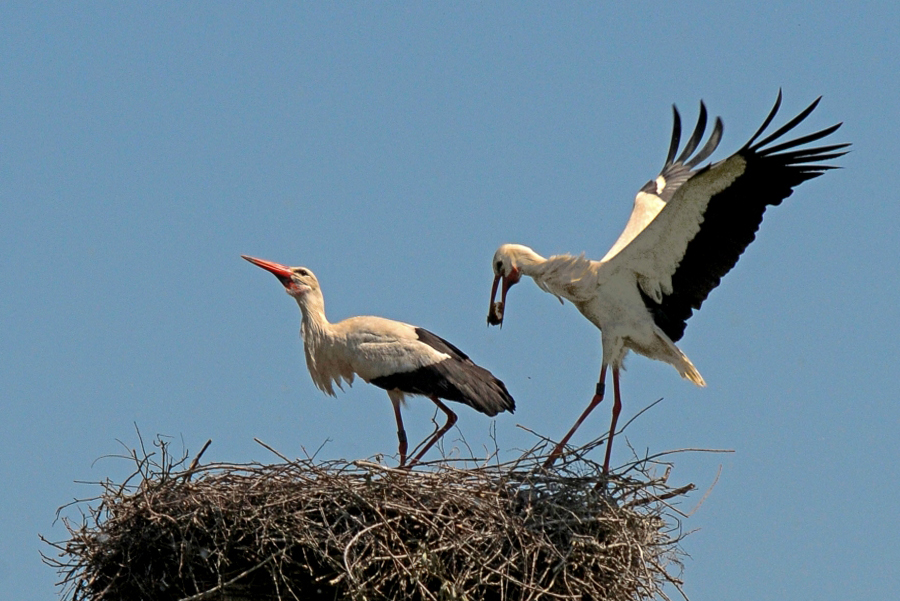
296, 269, 309, 276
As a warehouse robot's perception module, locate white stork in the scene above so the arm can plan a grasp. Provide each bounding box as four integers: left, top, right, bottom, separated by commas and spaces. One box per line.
243, 256, 515, 466
487, 92, 848, 472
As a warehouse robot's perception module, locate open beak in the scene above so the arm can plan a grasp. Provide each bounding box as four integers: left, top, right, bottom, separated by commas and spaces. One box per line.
242, 255, 294, 287
487, 269, 519, 327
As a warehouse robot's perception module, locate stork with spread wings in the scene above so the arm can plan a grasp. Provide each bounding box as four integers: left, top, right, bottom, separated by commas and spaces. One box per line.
488, 92, 849, 473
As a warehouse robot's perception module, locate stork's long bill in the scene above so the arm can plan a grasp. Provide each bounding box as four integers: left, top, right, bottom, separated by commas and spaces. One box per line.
487, 267, 520, 326
242, 255, 295, 289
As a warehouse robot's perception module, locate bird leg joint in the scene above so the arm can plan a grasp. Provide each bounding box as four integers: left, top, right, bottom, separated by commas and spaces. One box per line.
595, 382, 605, 397
397, 429, 408, 445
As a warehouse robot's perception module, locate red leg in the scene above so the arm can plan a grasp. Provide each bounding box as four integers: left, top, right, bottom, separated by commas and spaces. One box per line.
543, 365, 608, 468
601, 367, 622, 474
391, 395, 408, 466
408, 397, 458, 466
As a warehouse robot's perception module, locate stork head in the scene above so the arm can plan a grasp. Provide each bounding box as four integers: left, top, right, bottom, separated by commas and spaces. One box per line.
242, 255, 321, 304
487, 244, 529, 327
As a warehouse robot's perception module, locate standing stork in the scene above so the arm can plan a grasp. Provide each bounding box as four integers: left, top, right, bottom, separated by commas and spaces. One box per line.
244, 256, 515, 466
487, 92, 848, 473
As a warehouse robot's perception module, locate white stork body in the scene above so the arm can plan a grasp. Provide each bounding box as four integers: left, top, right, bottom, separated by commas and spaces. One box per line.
496, 247, 705, 384
244, 256, 515, 466
488, 92, 848, 472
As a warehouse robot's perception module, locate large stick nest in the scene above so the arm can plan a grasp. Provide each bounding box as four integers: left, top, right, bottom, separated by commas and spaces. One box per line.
44, 434, 697, 601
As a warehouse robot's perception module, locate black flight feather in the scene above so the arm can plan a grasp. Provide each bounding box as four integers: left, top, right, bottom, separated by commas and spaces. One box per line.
370, 328, 515, 417
642, 94, 849, 342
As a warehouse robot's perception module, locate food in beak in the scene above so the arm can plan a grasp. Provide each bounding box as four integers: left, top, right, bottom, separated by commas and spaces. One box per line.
487, 301, 504, 326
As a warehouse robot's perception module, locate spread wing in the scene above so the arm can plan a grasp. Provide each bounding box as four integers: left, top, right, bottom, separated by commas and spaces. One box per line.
601, 101, 724, 262
601, 91, 849, 341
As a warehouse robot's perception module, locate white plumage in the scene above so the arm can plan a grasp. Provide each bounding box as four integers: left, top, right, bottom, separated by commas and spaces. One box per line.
488, 92, 848, 472
301, 315, 450, 396
244, 256, 515, 466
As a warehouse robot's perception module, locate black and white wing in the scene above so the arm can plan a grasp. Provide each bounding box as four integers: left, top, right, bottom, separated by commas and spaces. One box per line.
348, 318, 515, 417
601, 101, 724, 261
602, 92, 849, 341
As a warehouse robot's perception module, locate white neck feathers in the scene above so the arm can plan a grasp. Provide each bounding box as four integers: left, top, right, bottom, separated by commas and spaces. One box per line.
512, 248, 596, 303
294, 291, 354, 396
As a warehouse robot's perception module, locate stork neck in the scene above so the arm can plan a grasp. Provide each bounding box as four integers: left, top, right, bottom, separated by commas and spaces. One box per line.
517, 249, 594, 303
514, 248, 549, 279
296, 292, 331, 338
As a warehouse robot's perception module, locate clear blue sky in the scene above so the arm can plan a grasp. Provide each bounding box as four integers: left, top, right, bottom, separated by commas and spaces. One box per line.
2, 4, 897, 600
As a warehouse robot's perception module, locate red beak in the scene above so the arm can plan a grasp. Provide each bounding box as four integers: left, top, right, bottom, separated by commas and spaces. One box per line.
487, 269, 520, 327
242, 255, 294, 287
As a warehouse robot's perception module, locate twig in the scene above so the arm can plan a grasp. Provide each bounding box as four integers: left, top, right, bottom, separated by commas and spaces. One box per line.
687, 464, 723, 517
254, 437, 291, 463
175, 551, 281, 601
182, 439, 212, 482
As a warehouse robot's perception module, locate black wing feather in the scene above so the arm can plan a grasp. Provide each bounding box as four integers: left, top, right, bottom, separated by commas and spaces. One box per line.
664, 105, 682, 167
750, 96, 822, 151
674, 102, 708, 164
686, 117, 724, 168
642, 94, 849, 342
744, 89, 783, 148
648, 102, 724, 203
370, 328, 516, 416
